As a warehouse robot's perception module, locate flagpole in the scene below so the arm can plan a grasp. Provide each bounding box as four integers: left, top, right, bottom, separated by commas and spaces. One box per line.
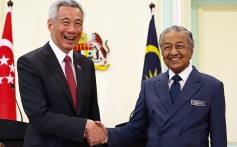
149, 3, 155, 14
7, 0, 23, 122
7, 0, 13, 7
0, 0, 17, 120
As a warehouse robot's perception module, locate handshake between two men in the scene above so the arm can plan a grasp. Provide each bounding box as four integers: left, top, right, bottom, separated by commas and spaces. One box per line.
86, 120, 107, 146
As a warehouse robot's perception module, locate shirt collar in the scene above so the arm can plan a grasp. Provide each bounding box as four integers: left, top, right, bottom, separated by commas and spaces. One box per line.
168, 64, 193, 82
49, 39, 74, 64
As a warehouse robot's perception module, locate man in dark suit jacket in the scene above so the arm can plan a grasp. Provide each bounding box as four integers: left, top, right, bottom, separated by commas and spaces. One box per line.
93, 25, 227, 147
17, 0, 105, 146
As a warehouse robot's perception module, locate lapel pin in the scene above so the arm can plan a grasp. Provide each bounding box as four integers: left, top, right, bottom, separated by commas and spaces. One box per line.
77, 65, 81, 70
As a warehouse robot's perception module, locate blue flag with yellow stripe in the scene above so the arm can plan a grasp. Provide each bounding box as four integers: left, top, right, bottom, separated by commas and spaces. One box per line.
142, 14, 162, 81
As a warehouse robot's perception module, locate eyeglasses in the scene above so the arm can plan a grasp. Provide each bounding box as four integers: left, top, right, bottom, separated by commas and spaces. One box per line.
161, 44, 188, 51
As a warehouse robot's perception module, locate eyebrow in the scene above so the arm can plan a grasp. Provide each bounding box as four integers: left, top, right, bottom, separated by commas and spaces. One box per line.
60, 17, 70, 21
176, 41, 185, 44
60, 17, 82, 23
164, 41, 185, 45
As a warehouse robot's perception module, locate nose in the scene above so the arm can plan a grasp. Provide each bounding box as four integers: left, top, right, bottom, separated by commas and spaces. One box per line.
170, 47, 179, 55
68, 24, 77, 33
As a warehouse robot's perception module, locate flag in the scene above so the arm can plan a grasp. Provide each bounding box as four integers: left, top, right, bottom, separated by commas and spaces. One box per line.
141, 14, 162, 81
0, 5, 16, 120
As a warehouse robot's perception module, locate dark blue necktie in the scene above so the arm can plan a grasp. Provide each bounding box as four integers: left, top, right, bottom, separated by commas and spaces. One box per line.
170, 75, 182, 104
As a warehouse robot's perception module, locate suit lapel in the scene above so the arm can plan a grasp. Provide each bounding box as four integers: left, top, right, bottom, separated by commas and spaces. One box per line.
161, 67, 203, 126
73, 52, 86, 115
42, 43, 76, 114
154, 72, 173, 113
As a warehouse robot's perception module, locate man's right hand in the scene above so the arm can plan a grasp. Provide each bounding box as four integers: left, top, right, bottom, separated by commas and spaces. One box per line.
85, 119, 107, 146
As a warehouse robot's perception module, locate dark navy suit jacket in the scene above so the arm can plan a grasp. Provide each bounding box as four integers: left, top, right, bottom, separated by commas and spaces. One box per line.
17, 42, 101, 147
108, 67, 227, 147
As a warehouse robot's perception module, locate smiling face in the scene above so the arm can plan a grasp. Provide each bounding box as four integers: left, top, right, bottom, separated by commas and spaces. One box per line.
161, 31, 193, 74
48, 6, 83, 53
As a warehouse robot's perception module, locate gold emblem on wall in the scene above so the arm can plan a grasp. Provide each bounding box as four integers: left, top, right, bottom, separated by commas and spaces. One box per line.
74, 32, 110, 71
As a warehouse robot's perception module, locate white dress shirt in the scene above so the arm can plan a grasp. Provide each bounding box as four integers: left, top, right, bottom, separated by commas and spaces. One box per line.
49, 39, 77, 83
168, 64, 193, 90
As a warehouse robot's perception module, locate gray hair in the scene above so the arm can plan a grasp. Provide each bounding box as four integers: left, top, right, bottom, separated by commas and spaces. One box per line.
159, 25, 195, 48
49, 0, 85, 22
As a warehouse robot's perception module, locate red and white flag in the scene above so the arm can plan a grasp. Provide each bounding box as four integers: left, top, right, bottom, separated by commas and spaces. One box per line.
0, 6, 16, 120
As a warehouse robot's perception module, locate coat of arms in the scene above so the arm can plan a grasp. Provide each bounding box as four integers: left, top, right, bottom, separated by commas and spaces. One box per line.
74, 32, 110, 71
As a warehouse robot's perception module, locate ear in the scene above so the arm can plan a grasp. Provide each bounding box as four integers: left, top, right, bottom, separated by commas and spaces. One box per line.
47, 19, 53, 31
190, 48, 194, 59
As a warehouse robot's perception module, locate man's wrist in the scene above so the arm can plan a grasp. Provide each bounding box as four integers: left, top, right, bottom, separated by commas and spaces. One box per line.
104, 134, 108, 143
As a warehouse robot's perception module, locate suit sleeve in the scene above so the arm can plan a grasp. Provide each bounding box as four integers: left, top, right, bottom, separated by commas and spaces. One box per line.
107, 81, 147, 146
210, 82, 227, 147
87, 59, 100, 121
17, 56, 87, 141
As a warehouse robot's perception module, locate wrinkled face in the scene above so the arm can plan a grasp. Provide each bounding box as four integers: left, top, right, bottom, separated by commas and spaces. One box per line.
48, 6, 83, 53
161, 31, 193, 74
